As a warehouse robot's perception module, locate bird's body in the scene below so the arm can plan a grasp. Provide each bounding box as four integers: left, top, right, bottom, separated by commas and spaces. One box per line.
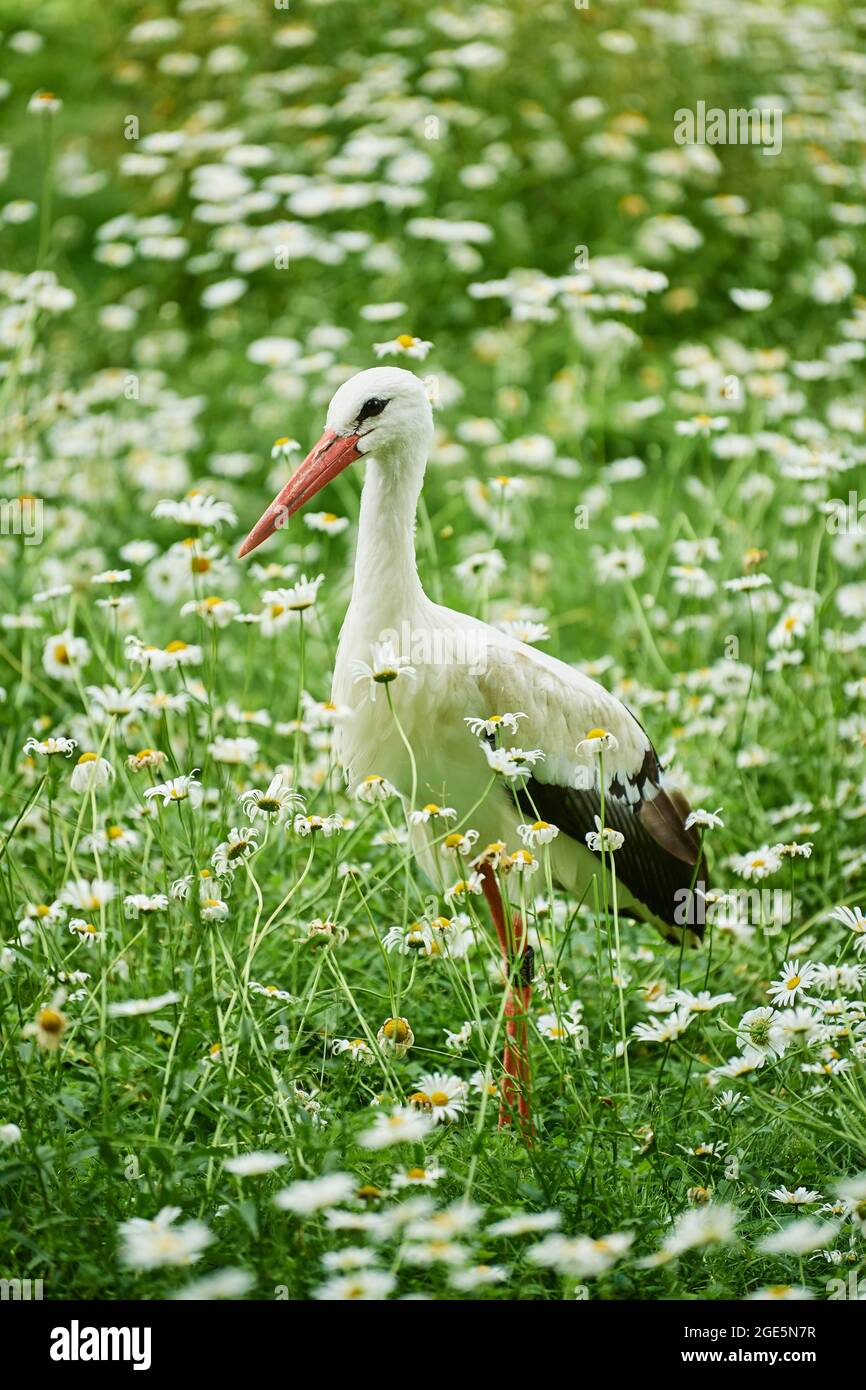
239, 364, 708, 1129
323, 370, 705, 943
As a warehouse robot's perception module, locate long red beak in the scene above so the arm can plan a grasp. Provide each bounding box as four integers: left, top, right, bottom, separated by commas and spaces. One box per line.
237, 430, 361, 558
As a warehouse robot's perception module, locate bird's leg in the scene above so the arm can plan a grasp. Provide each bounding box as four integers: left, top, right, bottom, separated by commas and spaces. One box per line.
480, 865, 533, 1136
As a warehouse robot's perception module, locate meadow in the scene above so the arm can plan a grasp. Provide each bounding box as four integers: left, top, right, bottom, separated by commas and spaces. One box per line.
1, 0, 866, 1301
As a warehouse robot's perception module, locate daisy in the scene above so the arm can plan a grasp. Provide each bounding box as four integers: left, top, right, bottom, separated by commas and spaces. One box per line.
181, 595, 240, 627
408, 802, 457, 824
373, 333, 433, 360
444, 873, 484, 902
829, 904, 866, 939
127, 748, 167, 772
482, 744, 544, 779
208, 736, 259, 765
62, 878, 116, 912
465, 711, 527, 738
119, 1207, 213, 1269
86, 684, 150, 721
123, 893, 169, 918
43, 631, 90, 682
771, 1186, 822, 1206
517, 819, 559, 847
768, 959, 815, 1006
359, 1107, 434, 1149
211, 826, 260, 876
22, 735, 77, 758
487, 1211, 561, 1237
67, 919, 106, 947
274, 1172, 355, 1215
391, 1165, 445, 1190
724, 573, 773, 592
249, 981, 295, 1006
684, 807, 724, 831
301, 919, 347, 949
144, 771, 202, 806
382, 922, 435, 956
747, 1286, 814, 1302
732, 845, 782, 881
199, 893, 229, 923
152, 493, 237, 529
261, 574, 324, 612
224, 1152, 287, 1177
332, 1037, 375, 1064
314, 1271, 396, 1300
575, 727, 619, 755
408, 1073, 467, 1123
632, 1007, 693, 1045
440, 829, 479, 858
536, 1012, 583, 1042
270, 437, 301, 461
450, 1264, 508, 1290
657, 1204, 740, 1259
304, 511, 349, 535
173, 1269, 255, 1301
736, 1006, 786, 1057
69, 753, 114, 793
28, 90, 62, 114
585, 815, 624, 852
24, 998, 68, 1051
675, 413, 728, 437
671, 989, 736, 1014
528, 1231, 634, 1279
239, 773, 302, 821
355, 774, 398, 803
376, 1017, 414, 1057
350, 639, 416, 699
773, 1008, 821, 1044
292, 812, 345, 837
508, 848, 539, 874
444, 1020, 473, 1052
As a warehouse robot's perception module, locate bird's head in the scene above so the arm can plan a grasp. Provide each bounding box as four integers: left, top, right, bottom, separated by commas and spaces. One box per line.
237, 366, 433, 558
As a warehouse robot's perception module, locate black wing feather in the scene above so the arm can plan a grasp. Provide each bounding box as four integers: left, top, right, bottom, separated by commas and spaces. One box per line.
518, 748, 708, 934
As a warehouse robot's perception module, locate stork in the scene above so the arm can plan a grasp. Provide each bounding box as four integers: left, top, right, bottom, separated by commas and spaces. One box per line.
238, 366, 706, 1135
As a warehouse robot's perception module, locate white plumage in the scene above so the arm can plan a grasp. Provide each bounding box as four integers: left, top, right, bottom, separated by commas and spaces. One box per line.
240, 365, 707, 943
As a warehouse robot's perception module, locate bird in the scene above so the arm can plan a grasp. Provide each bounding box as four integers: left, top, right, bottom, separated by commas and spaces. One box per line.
238, 365, 708, 1134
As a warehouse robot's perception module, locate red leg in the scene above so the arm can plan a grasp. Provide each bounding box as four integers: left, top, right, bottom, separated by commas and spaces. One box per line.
480, 865, 533, 1137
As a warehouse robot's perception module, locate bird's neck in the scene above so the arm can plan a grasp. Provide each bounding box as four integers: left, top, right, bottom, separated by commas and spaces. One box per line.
351, 448, 427, 626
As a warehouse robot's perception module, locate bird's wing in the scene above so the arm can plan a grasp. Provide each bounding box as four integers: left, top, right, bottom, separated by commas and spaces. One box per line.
471, 634, 708, 931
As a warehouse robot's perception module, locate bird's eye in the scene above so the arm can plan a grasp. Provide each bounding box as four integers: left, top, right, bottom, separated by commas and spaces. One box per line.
356, 397, 388, 424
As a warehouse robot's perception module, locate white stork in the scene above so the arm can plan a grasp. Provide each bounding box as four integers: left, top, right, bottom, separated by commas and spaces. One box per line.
238, 366, 706, 1134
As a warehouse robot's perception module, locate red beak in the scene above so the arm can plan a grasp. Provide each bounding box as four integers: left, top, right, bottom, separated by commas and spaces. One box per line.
237, 430, 361, 558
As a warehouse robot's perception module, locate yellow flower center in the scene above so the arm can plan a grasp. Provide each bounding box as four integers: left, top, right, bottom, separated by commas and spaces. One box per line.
165, 640, 188, 653
383, 1018, 409, 1042
396, 333, 415, 348
429, 1091, 449, 1107
107, 825, 124, 839
406, 1168, 427, 1180
585, 727, 608, 740
54, 643, 70, 664
39, 1008, 64, 1033
77, 752, 98, 764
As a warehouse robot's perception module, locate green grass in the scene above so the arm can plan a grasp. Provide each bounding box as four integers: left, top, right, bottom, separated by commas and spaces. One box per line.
0, 0, 865, 1300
